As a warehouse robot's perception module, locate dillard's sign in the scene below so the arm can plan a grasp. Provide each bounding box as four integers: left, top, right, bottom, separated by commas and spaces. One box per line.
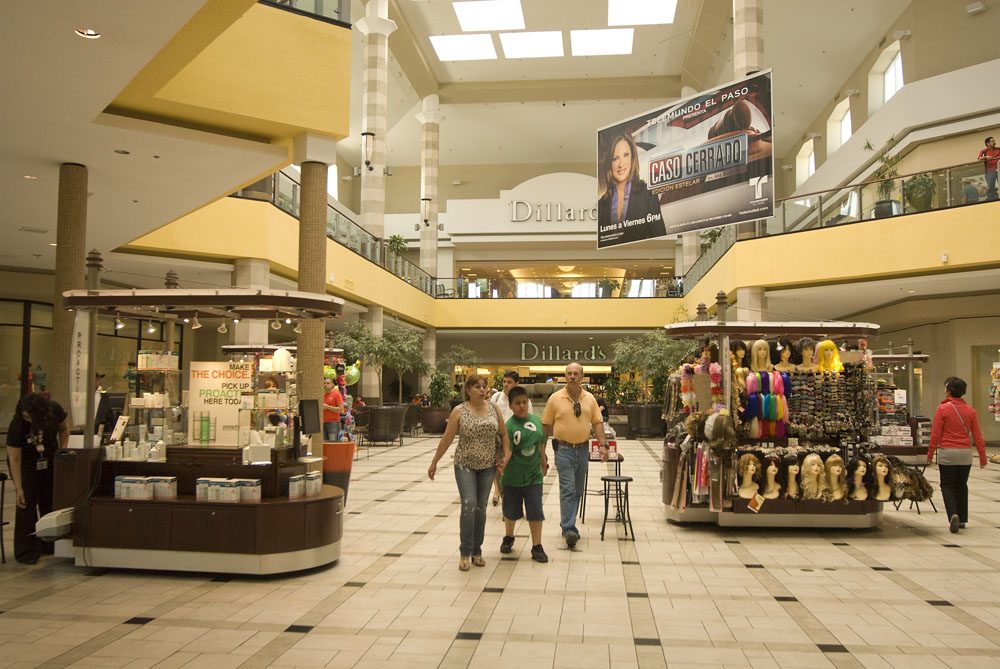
521, 342, 608, 362
510, 200, 598, 223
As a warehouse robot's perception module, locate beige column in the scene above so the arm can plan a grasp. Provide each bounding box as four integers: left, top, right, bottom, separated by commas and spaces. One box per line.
52, 163, 88, 412
356, 0, 396, 241
735, 286, 767, 321
733, 0, 765, 78
231, 259, 270, 346
420, 327, 436, 394
361, 307, 384, 402
298, 161, 328, 449
164, 269, 179, 353
416, 95, 444, 278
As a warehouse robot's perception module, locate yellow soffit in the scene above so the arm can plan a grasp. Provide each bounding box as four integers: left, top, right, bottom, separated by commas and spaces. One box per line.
110, 2, 350, 142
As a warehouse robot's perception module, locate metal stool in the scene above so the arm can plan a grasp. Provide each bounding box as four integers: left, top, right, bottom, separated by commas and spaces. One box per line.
0, 472, 9, 563
600, 475, 634, 541
579, 454, 624, 523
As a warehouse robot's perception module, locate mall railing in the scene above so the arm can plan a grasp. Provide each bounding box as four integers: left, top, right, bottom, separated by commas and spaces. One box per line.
260, 0, 350, 25
683, 159, 992, 294
233, 171, 437, 296
433, 277, 683, 299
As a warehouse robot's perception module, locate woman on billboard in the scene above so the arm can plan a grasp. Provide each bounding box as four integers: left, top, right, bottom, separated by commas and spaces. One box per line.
598, 132, 666, 245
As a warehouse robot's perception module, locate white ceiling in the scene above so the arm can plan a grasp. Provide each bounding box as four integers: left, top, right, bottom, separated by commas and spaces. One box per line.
343, 0, 910, 168
0, 1, 286, 269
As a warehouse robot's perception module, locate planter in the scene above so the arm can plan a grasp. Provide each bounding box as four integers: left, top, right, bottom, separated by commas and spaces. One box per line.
364, 404, 408, 445
322, 441, 355, 504
873, 199, 899, 219
608, 406, 627, 416
904, 190, 933, 212
422, 406, 451, 434
625, 403, 665, 438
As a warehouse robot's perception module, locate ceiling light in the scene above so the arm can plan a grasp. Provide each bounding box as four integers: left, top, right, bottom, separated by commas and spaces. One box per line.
217, 322, 228, 334
75, 28, 100, 39
499, 31, 563, 58
23, 175, 38, 180
271, 318, 282, 330
571, 28, 633, 56
557, 265, 576, 272
146, 321, 156, 334
115, 314, 124, 330
232, 317, 240, 324
453, 0, 524, 32
284, 317, 292, 324
429, 34, 497, 61
182, 317, 190, 323
49, 243, 57, 247
191, 315, 202, 330
293, 321, 304, 334
608, 0, 677, 26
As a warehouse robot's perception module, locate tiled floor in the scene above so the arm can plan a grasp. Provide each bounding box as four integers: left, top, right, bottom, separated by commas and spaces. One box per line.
3, 437, 1000, 668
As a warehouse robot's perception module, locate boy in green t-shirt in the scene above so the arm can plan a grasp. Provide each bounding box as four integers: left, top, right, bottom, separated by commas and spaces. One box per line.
499, 386, 548, 562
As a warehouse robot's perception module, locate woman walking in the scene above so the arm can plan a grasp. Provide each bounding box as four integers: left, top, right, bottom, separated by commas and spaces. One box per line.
428, 374, 509, 570
927, 376, 987, 533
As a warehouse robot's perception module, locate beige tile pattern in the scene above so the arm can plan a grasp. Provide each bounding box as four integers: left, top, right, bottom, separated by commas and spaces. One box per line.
4, 436, 1000, 668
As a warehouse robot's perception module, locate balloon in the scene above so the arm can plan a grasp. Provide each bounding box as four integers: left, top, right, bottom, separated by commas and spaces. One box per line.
323, 366, 336, 380
344, 364, 360, 386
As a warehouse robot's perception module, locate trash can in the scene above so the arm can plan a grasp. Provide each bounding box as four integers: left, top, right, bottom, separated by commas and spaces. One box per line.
322, 441, 355, 505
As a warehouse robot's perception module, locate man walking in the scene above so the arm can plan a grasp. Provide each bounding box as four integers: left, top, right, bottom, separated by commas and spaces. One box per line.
542, 362, 608, 549
978, 136, 999, 201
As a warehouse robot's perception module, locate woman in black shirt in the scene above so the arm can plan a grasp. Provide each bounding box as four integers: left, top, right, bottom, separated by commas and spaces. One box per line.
6, 393, 69, 564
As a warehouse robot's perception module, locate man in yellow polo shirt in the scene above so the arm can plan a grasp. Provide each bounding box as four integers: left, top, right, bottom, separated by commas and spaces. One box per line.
542, 362, 609, 549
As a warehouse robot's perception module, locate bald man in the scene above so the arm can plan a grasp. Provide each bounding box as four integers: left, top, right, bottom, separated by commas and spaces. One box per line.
541, 362, 608, 549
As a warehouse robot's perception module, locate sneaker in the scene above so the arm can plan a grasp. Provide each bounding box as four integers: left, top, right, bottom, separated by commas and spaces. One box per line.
564, 530, 579, 548
500, 535, 515, 554
531, 545, 548, 563
960, 522, 967, 529
949, 514, 960, 533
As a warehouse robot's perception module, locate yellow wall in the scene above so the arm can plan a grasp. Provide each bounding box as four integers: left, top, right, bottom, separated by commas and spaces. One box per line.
434, 297, 682, 330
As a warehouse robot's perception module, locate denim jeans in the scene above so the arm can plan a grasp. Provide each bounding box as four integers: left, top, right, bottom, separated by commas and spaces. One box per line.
986, 171, 998, 201
323, 420, 340, 442
454, 465, 494, 556
554, 445, 588, 536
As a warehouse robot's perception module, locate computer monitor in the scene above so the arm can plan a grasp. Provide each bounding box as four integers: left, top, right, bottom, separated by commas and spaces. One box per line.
297, 399, 321, 435
95, 392, 126, 433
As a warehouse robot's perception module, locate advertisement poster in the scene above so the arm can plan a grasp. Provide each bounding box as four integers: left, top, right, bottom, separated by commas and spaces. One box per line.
188, 361, 253, 446
596, 70, 773, 248
69, 310, 90, 426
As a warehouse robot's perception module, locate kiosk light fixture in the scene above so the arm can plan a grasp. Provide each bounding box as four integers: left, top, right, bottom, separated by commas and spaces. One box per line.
421, 197, 432, 226
361, 132, 375, 171
190, 314, 202, 330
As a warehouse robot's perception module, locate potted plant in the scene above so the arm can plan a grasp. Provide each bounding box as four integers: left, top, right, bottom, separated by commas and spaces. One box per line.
423, 370, 457, 434
612, 330, 689, 437
436, 344, 481, 407
597, 277, 621, 298
384, 234, 407, 274
864, 136, 902, 218
904, 173, 936, 212
604, 375, 626, 415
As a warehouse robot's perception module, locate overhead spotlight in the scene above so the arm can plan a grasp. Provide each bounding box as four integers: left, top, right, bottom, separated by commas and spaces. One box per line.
217, 321, 228, 334
284, 317, 292, 324
114, 313, 124, 330
293, 320, 304, 334
146, 321, 156, 334
191, 314, 202, 330
232, 317, 240, 324
182, 317, 190, 324
271, 317, 282, 330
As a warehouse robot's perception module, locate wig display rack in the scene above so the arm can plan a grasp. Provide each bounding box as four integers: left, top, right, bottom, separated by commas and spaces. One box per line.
661, 292, 884, 528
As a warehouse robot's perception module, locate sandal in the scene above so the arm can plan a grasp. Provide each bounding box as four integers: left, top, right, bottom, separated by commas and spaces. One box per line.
471, 555, 486, 567
459, 556, 471, 571
492, 496, 499, 506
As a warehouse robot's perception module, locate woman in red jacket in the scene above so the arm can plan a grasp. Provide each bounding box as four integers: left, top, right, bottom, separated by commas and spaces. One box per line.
927, 377, 987, 533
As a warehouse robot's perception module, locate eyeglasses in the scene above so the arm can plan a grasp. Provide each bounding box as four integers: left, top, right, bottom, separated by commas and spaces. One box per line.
573, 401, 581, 418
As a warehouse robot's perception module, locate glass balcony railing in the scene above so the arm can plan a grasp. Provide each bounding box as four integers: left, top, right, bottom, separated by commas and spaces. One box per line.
683, 159, 995, 295
260, 0, 350, 25
433, 277, 683, 299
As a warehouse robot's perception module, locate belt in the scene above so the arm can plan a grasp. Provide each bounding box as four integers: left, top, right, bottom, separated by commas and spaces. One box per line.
553, 438, 589, 448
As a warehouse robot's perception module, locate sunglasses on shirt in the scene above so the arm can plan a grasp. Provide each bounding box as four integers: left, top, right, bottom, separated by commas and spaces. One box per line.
573, 400, 581, 418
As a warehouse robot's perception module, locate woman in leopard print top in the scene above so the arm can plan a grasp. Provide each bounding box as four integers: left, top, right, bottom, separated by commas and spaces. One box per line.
428, 374, 510, 571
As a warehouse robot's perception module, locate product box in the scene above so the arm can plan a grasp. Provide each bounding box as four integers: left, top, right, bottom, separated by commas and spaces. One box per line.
115, 475, 125, 498
305, 471, 321, 497
236, 478, 262, 502
120, 476, 153, 500
288, 474, 305, 499
216, 479, 240, 503
148, 476, 178, 500
196, 477, 215, 501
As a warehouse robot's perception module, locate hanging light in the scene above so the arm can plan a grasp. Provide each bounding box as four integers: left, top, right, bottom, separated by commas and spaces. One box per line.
361, 131, 375, 171
232, 317, 240, 324
284, 317, 292, 325
293, 320, 304, 334
182, 317, 190, 324
146, 320, 156, 334
190, 314, 202, 330
114, 313, 124, 330
217, 321, 228, 334
270, 315, 282, 330
421, 197, 432, 226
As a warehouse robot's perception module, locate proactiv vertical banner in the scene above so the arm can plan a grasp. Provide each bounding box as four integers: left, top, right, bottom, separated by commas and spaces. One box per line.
597, 69, 773, 248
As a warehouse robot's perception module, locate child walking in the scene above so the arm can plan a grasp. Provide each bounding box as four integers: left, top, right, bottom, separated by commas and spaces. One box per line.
499, 386, 549, 562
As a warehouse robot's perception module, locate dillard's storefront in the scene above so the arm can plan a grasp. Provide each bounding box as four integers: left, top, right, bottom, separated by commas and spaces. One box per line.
436, 332, 618, 382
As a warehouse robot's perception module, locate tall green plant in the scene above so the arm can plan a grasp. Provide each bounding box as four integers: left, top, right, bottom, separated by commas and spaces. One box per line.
382, 326, 428, 403
385, 235, 407, 254
604, 375, 622, 406
436, 344, 480, 375
612, 330, 690, 403
864, 135, 901, 201
428, 370, 455, 408
334, 321, 427, 404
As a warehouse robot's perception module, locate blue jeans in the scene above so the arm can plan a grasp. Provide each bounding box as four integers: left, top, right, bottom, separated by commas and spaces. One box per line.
454, 465, 494, 557
555, 446, 588, 536
986, 171, 998, 201
323, 420, 340, 442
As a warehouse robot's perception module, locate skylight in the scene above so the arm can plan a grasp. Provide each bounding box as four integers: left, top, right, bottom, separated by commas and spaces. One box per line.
608, 0, 677, 26
499, 31, 563, 58
570, 28, 634, 56
430, 34, 498, 61
453, 0, 525, 32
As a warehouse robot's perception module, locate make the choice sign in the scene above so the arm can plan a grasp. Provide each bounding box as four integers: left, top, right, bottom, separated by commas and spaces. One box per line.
596, 70, 774, 248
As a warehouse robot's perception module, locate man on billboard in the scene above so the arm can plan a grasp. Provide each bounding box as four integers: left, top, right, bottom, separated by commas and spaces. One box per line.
597, 132, 666, 247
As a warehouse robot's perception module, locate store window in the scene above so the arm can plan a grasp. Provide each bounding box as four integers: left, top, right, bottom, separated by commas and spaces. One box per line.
867, 41, 903, 117
795, 139, 815, 188
517, 282, 552, 299
825, 98, 852, 155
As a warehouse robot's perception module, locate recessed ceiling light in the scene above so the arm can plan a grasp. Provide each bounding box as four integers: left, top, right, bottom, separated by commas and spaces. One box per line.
75, 28, 101, 39
571, 28, 633, 56
907, 290, 916, 293
114, 149, 130, 155
49, 243, 57, 247
23, 175, 38, 180
453, 0, 524, 32
429, 34, 497, 61
608, 0, 677, 26
499, 31, 563, 58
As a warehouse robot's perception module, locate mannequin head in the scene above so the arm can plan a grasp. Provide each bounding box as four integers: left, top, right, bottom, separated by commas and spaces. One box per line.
847, 456, 871, 497
731, 339, 747, 364
738, 453, 762, 482
801, 453, 830, 499
797, 337, 816, 367
802, 453, 824, 479
763, 456, 780, 479
750, 339, 773, 372
815, 340, 844, 373
771, 338, 796, 366
871, 455, 891, 482
825, 454, 847, 488
778, 453, 801, 497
